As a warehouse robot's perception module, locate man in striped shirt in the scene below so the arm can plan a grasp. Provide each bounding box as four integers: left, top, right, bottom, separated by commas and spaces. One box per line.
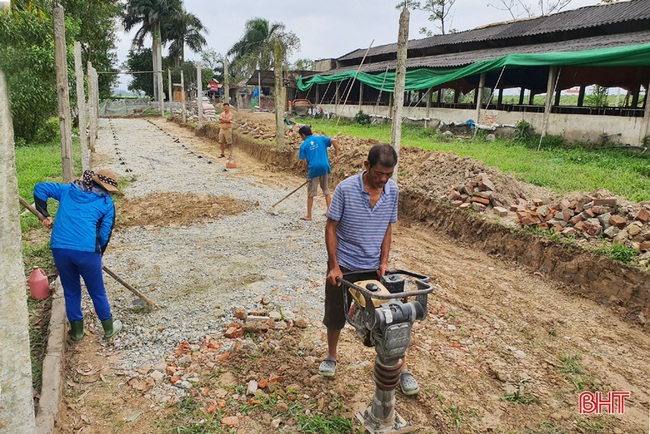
319, 143, 419, 395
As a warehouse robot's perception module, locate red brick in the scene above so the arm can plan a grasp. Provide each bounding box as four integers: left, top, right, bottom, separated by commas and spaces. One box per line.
574, 221, 587, 232
608, 215, 627, 228
593, 197, 617, 206
470, 196, 490, 205
476, 191, 494, 200
639, 241, 650, 251
533, 198, 544, 206
569, 214, 584, 225
635, 208, 650, 223
224, 326, 244, 339
478, 175, 495, 192
591, 206, 610, 215
451, 200, 464, 207
561, 199, 572, 210
538, 222, 549, 229
448, 191, 461, 201
459, 202, 471, 210
493, 206, 509, 217
520, 217, 533, 226
552, 224, 564, 233
516, 211, 528, 219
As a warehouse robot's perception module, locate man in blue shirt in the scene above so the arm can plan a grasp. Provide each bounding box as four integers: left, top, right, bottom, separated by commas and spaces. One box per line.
298, 126, 339, 221
319, 143, 419, 395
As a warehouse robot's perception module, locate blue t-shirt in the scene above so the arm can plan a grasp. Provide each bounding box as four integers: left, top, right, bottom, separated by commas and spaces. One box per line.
327, 172, 398, 270
299, 135, 332, 179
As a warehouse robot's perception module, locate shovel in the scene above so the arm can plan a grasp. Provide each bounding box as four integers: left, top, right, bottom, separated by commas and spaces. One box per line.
18, 196, 158, 307
268, 180, 308, 215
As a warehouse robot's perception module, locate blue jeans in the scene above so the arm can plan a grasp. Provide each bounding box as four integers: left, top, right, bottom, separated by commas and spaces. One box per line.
52, 248, 112, 322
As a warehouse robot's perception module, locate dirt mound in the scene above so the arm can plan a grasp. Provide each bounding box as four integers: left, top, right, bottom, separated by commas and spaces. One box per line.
115, 192, 256, 229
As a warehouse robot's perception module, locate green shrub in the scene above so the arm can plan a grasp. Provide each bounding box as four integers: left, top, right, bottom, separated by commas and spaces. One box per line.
353, 110, 371, 125
514, 119, 534, 142
34, 118, 60, 144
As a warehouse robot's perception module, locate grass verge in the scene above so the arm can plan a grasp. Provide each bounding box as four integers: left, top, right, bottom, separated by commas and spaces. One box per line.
307, 119, 650, 202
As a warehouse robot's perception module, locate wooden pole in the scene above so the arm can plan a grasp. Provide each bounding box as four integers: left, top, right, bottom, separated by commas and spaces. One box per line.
196, 61, 203, 128
475, 73, 486, 127
74, 42, 89, 171
53, 4, 74, 183
181, 70, 187, 123
274, 38, 285, 149
638, 79, 650, 145
0, 71, 36, 434
390, 6, 409, 182
538, 66, 560, 150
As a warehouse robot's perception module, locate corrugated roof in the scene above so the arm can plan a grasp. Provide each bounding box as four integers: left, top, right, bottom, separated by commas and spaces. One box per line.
324, 30, 650, 75
338, 0, 650, 61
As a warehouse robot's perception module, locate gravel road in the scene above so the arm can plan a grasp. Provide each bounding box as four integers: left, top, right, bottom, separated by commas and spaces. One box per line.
92, 117, 328, 373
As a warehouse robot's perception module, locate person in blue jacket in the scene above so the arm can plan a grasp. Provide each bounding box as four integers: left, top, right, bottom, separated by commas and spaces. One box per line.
298, 125, 339, 221
34, 169, 124, 341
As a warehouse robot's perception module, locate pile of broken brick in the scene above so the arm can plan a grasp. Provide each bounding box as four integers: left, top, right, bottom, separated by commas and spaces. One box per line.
445, 173, 650, 253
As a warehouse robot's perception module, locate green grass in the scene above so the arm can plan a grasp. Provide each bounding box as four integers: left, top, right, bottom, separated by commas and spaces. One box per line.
308, 119, 650, 202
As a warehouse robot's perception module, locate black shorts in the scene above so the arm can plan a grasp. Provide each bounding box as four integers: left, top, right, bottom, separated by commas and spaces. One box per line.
323, 267, 379, 330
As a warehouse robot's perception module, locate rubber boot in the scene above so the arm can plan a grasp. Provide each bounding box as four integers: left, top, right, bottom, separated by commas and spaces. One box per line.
101, 317, 123, 339
69, 320, 84, 342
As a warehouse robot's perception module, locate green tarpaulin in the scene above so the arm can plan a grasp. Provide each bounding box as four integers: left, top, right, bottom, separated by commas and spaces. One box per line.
297, 43, 650, 93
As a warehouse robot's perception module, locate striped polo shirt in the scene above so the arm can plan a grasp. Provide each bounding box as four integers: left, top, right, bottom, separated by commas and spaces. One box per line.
328, 172, 398, 270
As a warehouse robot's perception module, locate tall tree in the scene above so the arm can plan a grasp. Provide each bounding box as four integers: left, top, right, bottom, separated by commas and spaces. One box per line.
165, 9, 207, 67
123, 0, 184, 100
228, 17, 299, 80
397, 0, 457, 36
487, 0, 573, 20
62, 0, 121, 99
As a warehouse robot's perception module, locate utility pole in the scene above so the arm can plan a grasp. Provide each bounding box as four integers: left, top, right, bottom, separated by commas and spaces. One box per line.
53, 4, 74, 182
391, 5, 409, 181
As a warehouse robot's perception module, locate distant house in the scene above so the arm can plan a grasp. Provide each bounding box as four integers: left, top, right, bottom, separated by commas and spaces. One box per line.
297, 0, 650, 146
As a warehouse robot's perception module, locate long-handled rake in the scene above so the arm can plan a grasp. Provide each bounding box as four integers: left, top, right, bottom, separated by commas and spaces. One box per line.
267, 180, 308, 215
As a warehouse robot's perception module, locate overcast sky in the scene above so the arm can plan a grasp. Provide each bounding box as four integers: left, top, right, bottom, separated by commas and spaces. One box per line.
114, 0, 605, 87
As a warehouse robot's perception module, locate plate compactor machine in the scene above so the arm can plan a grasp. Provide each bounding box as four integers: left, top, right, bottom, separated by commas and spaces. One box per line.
338, 270, 434, 434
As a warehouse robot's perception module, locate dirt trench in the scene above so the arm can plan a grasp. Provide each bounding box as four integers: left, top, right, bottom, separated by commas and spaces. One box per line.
54, 115, 650, 434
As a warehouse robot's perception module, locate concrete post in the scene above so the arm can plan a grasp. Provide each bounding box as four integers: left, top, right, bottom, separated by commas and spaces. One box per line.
181, 70, 187, 123
87, 62, 97, 151
274, 39, 285, 149
74, 42, 89, 171
390, 6, 409, 182
196, 61, 203, 128
167, 69, 172, 115
0, 71, 36, 433
223, 57, 230, 104
53, 4, 74, 183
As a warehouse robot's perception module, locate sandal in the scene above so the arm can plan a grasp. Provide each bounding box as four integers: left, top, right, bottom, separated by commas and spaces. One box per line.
400, 371, 419, 395
319, 358, 337, 377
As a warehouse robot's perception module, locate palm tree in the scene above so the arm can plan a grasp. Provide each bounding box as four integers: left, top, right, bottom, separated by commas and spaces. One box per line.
228, 17, 300, 87
123, 0, 183, 99
165, 10, 208, 67
228, 18, 286, 75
